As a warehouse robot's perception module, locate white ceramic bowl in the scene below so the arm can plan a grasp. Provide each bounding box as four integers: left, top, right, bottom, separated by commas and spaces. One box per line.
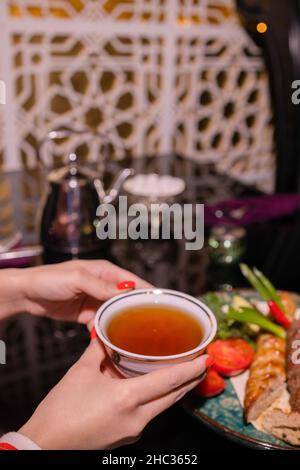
94, 288, 217, 377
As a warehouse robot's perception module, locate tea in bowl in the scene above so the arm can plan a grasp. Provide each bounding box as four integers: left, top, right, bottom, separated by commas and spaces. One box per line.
94, 288, 217, 377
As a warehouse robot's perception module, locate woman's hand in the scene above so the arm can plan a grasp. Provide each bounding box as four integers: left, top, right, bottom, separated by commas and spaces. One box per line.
19, 338, 210, 450
0, 260, 150, 324
22, 260, 151, 324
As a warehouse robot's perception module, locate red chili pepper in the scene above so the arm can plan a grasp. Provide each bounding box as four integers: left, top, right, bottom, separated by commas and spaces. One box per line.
268, 300, 291, 328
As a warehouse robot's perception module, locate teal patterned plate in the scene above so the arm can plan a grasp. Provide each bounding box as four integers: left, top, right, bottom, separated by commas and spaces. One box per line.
182, 290, 300, 451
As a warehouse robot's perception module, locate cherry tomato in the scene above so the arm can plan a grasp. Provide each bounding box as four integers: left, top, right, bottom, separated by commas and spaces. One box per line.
193, 369, 226, 398
207, 338, 254, 377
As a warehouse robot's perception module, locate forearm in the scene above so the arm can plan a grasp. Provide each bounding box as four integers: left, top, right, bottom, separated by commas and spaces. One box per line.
0, 269, 27, 320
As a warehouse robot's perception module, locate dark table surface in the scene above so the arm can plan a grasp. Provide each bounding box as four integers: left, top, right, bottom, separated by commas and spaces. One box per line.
0, 154, 300, 451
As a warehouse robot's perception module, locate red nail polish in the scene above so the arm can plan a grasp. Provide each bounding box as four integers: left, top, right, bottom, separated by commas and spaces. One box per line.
205, 356, 214, 368
90, 326, 97, 341
117, 280, 136, 290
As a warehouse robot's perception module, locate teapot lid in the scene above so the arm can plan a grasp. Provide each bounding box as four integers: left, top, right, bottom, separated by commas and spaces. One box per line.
48, 153, 95, 184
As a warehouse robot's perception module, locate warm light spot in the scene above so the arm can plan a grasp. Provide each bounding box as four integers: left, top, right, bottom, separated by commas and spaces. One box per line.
177, 17, 192, 28
257, 22, 268, 34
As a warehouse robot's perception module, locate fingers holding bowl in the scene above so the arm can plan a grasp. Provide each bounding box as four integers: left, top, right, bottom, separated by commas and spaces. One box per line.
129, 354, 210, 405
130, 355, 210, 424
70, 259, 152, 290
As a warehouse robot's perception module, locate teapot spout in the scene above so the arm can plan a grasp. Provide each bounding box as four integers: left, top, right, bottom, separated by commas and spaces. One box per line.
94, 168, 134, 204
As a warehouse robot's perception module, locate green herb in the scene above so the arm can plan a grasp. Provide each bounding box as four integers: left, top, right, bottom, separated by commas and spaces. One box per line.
202, 292, 257, 345
253, 267, 286, 313
227, 307, 286, 339
240, 263, 270, 300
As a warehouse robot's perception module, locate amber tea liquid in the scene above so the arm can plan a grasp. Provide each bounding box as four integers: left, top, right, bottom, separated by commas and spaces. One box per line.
107, 304, 203, 356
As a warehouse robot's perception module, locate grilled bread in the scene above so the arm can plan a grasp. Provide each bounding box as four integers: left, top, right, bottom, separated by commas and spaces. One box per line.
262, 409, 300, 446
244, 334, 286, 422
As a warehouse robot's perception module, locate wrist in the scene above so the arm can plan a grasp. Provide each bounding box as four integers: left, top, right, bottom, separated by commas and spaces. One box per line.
0, 269, 28, 319
19, 419, 64, 450
18, 422, 43, 450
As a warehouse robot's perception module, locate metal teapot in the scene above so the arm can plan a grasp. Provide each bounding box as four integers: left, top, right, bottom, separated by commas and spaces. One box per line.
37, 128, 133, 256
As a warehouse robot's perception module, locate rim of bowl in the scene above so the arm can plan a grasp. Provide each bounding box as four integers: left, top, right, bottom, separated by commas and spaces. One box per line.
94, 288, 217, 361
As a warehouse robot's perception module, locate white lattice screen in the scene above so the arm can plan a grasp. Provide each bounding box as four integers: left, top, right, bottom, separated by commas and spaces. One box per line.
0, 0, 275, 192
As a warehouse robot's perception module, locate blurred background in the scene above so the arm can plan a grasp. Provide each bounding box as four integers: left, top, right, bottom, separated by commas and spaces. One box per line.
0, 0, 276, 242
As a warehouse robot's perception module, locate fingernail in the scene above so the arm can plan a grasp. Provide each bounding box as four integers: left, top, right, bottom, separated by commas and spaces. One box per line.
205, 356, 214, 368
117, 280, 136, 290
90, 326, 97, 341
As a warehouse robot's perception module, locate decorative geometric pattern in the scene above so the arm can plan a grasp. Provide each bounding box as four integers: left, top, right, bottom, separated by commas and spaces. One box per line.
178, 0, 238, 25
9, 0, 167, 22
0, 42, 16, 239
174, 34, 274, 191
11, 32, 164, 167
0, 0, 275, 193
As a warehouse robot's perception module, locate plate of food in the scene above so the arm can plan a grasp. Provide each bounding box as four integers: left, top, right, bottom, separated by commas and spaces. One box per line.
182, 265, 300, 450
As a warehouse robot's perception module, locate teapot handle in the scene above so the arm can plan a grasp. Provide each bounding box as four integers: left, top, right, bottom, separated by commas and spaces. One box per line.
36, 126, 122, 170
